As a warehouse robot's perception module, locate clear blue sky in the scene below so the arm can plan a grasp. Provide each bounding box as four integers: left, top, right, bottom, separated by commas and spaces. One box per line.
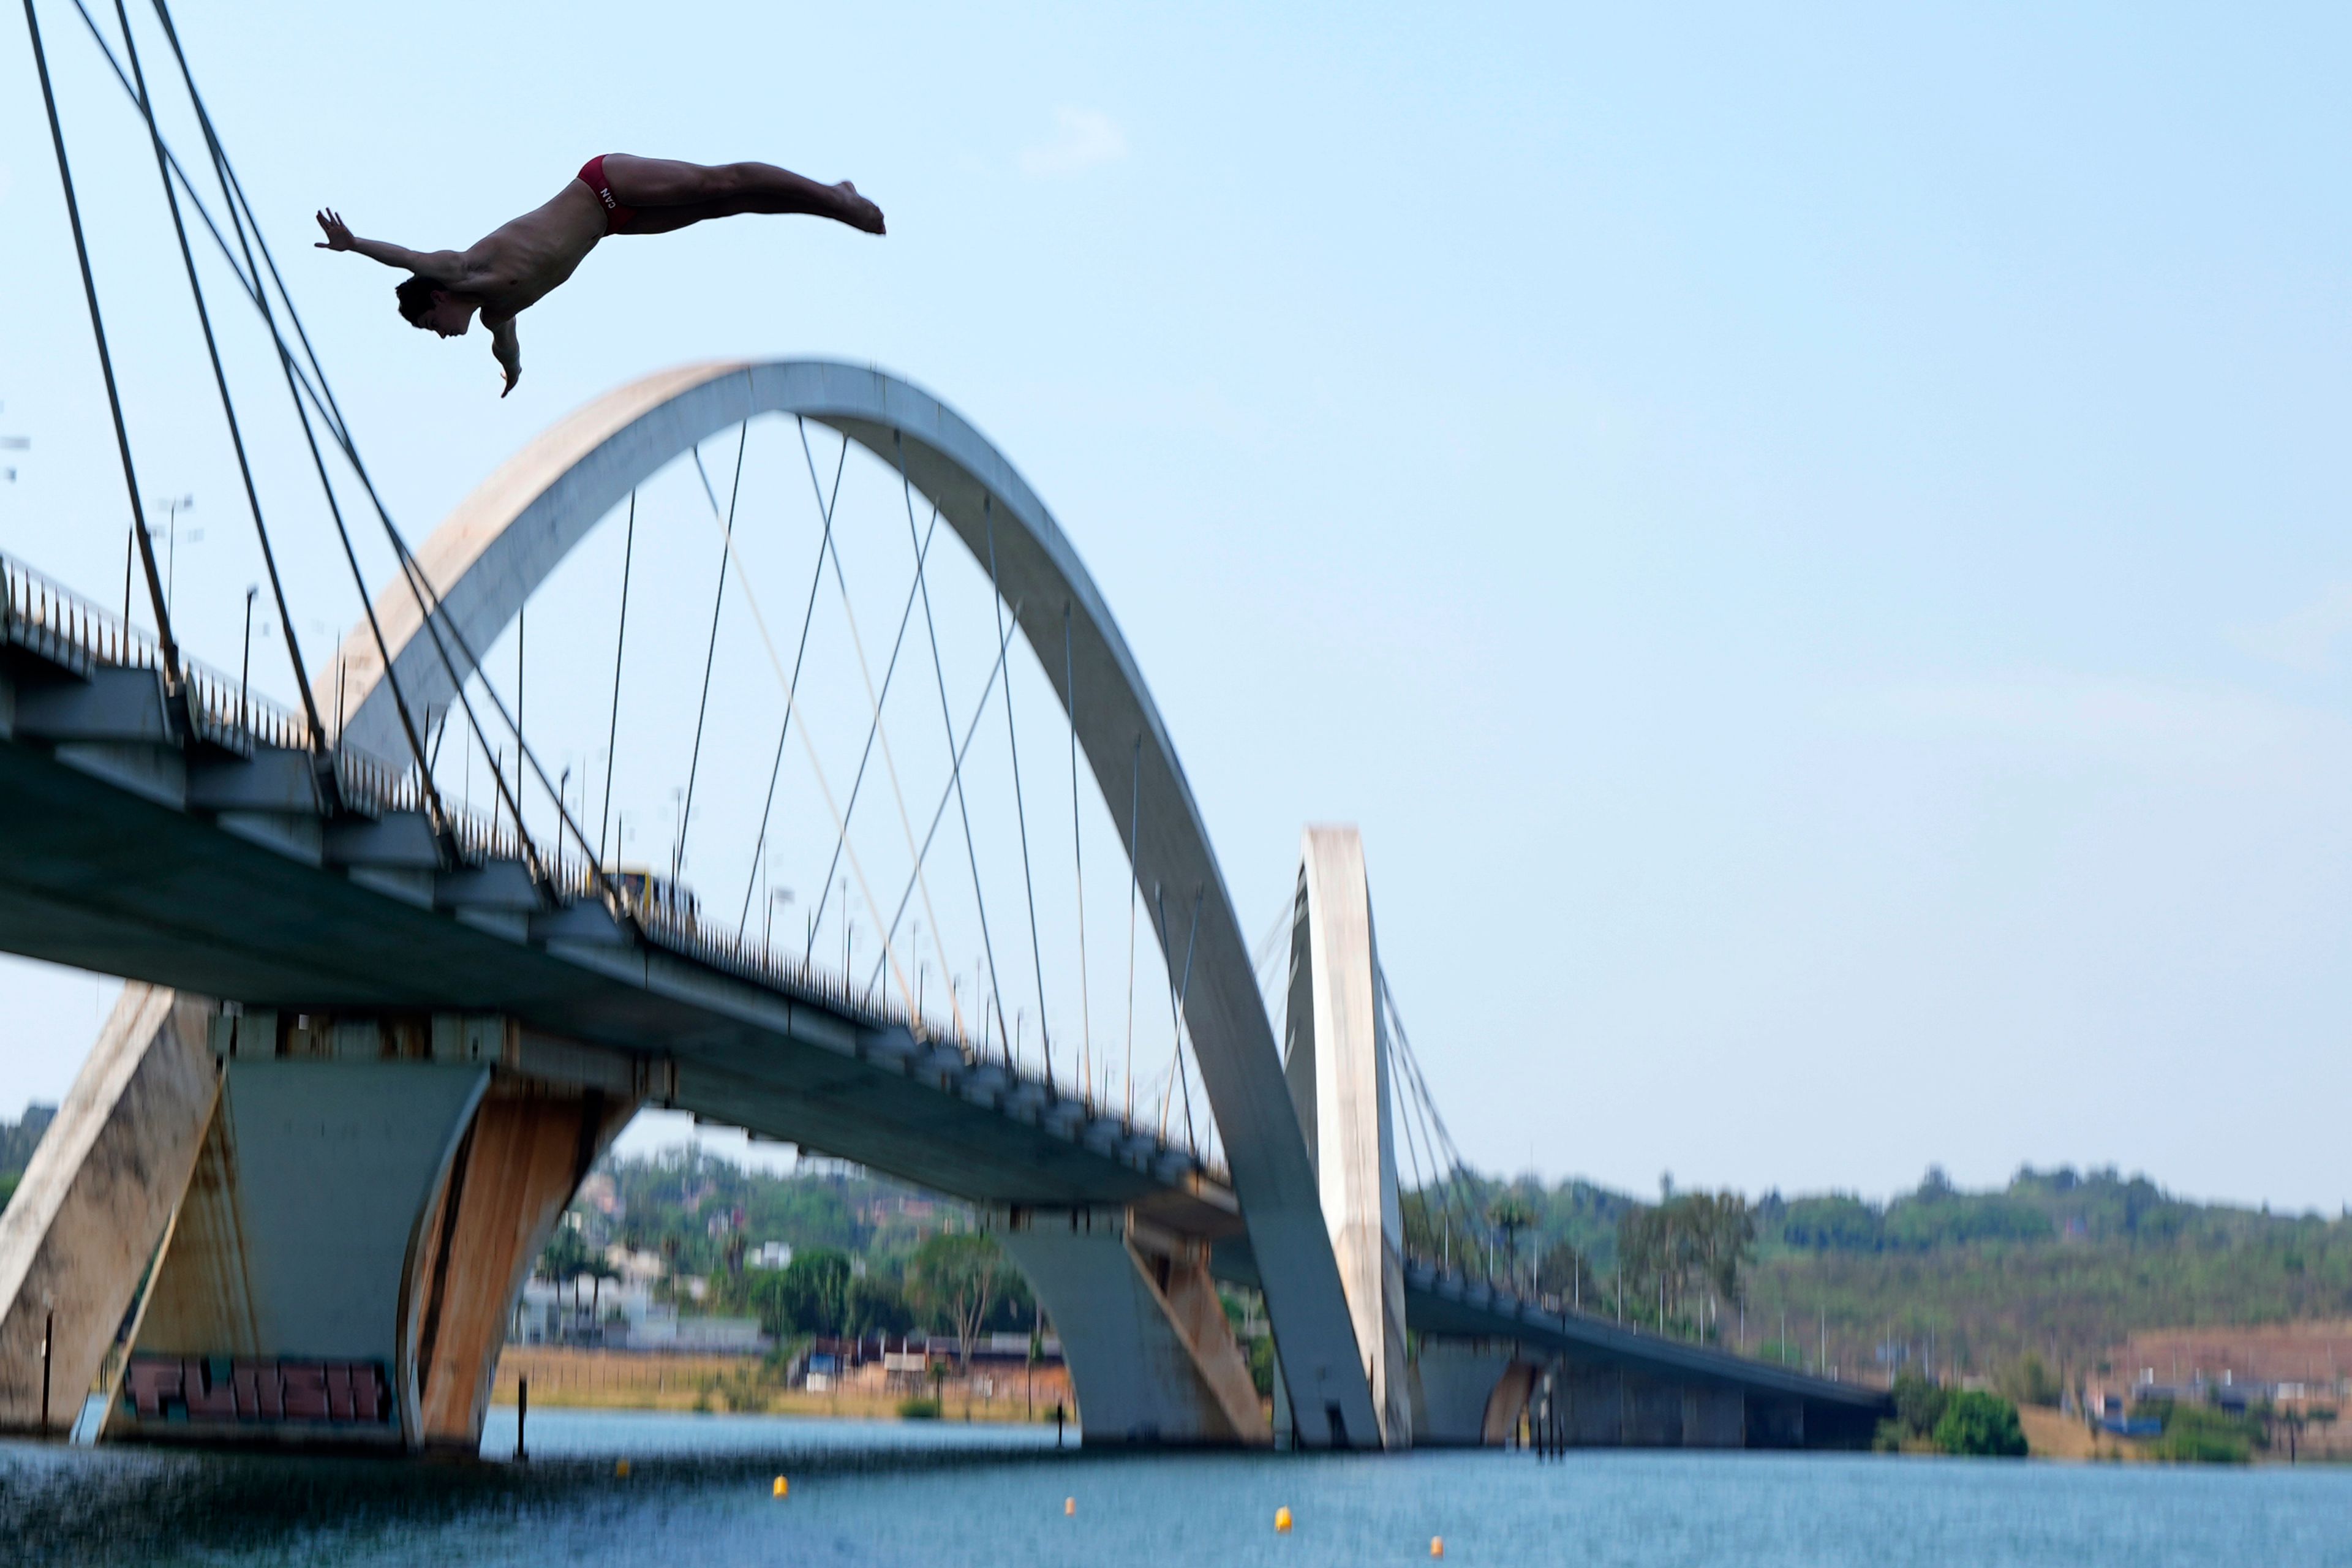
4, 1, 2351, 1210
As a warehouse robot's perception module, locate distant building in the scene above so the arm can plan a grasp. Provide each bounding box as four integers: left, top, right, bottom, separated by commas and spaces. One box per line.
750, 1240, 794, 1270
575, 1170, 621, 1216
512, 1273, 771, 1354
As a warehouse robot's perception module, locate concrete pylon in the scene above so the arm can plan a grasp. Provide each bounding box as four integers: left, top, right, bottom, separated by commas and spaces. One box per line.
1282, 826, 1411, 1448
0, 984, 217, 1435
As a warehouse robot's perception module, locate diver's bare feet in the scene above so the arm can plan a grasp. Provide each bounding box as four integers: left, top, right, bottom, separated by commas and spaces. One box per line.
834, 181, 886, 235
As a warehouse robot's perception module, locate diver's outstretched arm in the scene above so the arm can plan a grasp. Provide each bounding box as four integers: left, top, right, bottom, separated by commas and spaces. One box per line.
489, 317, 521, 398
315, 209, 464, 281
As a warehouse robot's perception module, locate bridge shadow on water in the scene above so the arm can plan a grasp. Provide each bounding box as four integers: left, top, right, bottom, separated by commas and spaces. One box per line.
0, 1415, 1096, 1566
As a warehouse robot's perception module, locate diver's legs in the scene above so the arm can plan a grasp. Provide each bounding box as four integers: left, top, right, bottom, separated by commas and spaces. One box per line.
599, 156, 883, 233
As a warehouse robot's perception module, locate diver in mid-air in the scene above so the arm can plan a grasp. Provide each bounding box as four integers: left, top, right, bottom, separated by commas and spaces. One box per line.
315, 154, 885, 396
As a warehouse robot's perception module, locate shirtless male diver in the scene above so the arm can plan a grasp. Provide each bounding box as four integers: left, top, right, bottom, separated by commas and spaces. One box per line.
315, 154, 884, 396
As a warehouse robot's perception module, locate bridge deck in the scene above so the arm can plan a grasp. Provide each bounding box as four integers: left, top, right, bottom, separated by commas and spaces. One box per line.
0, 632, 1233, 1237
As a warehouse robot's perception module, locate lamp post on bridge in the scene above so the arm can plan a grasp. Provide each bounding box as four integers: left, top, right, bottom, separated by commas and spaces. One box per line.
239, 585, 256, 730
151, 493, 193, 621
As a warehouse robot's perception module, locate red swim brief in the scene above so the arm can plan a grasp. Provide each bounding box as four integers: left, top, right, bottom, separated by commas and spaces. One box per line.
578, 155, 640, 235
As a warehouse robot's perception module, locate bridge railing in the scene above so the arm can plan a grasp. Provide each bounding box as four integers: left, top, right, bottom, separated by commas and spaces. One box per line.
1, 546, 543, 862
3, 546, 305, 753
633, 894, 1229, 1183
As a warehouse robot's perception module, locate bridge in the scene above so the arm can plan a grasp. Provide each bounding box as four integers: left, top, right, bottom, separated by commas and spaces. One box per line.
0, 0, 1883, 1458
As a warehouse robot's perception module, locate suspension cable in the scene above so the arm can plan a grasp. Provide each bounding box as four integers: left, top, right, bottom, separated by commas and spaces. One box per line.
120, 10, 464, 850
110, 0, 320, 742
782, 420, 860, 951
799, 447, 964, 1044
677, 424, 748, 877
1175, 889, 1202, 1155
24, 0, 177, 682
740, 418, 845, 945
1387, 987, 1439, 1252
798, 439, 960, 1040
597, 491, 635, 867
687, 443, 916, 1019
984, 498, 1053, 1090
137, 1, 605, 884
1384, 967, 1484, 1267
105, 1, 446, 820
1153, 884, 1202, 1153
897, 433, 1009, 1059
860, 605, 1022, 1007
810, 503, 966, 1040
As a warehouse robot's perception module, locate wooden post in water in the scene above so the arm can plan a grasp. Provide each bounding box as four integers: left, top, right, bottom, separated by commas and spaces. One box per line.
516, 1376, 529, 1462
39, 1310, 54, 1438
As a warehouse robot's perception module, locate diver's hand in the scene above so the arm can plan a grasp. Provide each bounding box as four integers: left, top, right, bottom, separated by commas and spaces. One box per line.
314, 208, 355, 251
492, 317, 522, 398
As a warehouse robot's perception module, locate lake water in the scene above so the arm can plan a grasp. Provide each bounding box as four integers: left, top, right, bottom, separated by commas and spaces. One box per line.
4, 1409, 2348, 1567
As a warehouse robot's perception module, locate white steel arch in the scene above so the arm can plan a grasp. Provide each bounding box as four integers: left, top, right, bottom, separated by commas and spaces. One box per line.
334, 360, 1382, 1447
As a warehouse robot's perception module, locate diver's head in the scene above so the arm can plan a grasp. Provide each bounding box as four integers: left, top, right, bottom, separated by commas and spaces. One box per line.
396, 275, 478, 337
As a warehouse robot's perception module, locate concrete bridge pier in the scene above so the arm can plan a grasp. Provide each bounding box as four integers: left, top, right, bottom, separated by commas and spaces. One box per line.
993, 1207, 1267, 1446
1546, 1361, 1779, 1448
0, 983, 217, 1436
108, 1009, 641, 1450
1408, 1339, 1539, 1446
2, 997, 642, 1450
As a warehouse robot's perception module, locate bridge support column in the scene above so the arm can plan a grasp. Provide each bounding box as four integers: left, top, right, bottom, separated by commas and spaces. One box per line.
0, 983, 217, 1435
80, 1009, 640, 1450
994, 1208, 1267, 1447
1556, 1363, 1625, 1445
1746, 1394, 1805, 1448
1621, 1372, 1686, 1445
412, 1077, 636, 1448
1683, 1383, 1745, 1447
1408, 1340, 1539, 1446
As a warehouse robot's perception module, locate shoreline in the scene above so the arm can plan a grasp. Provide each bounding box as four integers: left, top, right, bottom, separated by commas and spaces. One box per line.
491, 1346, 1070, 1425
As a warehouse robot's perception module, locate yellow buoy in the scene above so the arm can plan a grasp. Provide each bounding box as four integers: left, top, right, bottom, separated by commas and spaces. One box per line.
614, 1459, 631, 1479
773, 1477, 790, 1499
1065, 1497, 1076, 1516
1275, 1506, 1293, 1534
1431, 1537, 1446, 1558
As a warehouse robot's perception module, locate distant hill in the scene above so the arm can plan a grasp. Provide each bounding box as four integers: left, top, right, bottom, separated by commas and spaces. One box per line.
4, 1094, 2331, 1390
1452, 1163, 2352, 1387
0, 1102, 56, 1213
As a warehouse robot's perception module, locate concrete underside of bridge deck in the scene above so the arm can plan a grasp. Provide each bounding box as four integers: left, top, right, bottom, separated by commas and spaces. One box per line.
996, 1210, 1267, 1447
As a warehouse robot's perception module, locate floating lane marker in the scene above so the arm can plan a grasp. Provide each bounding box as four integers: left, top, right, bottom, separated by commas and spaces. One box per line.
1065, 1497, 1076, 1516
615, 1460, 631, 1479
1275, 1506, 1292, 1534
1431, 1537, 1445, 1558
774, 1477, 790, 1499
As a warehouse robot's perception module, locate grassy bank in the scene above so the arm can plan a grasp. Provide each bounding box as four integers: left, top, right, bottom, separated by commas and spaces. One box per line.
490, 1347, 1070, 1424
